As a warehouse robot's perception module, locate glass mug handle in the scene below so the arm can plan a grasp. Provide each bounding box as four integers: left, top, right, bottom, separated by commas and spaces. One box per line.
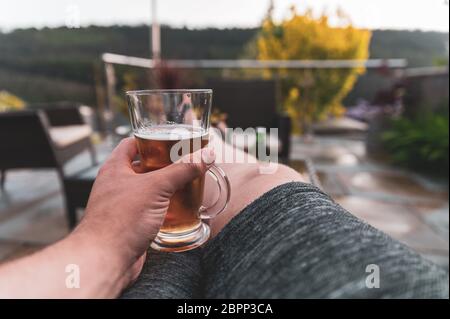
199, 164, 231, 219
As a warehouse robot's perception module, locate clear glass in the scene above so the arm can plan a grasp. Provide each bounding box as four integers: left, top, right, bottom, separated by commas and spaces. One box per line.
126, 89, 230, 252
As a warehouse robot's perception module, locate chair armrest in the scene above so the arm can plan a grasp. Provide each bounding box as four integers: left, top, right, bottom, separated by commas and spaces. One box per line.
36, 103, 87, 127
274, 114, 292, 159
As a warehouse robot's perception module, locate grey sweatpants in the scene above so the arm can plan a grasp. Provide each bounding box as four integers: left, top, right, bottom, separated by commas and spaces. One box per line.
122, 182, 449, 299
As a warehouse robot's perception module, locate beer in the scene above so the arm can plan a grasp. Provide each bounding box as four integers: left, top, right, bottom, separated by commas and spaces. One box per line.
127, 89, 229, 252
135, 124, 209, 233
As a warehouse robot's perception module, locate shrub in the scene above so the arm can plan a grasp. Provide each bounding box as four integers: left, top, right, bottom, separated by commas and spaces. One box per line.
0, 90, 26, 112
381, 113, 449, 176
255, 6, 371, 133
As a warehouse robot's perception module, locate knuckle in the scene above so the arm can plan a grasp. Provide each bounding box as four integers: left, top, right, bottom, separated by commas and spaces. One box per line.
98, 162, 112, 176
149, 171, 174, 193
119, 137, 133, 146
98, 159, 122, 177
188, 162, 203, 175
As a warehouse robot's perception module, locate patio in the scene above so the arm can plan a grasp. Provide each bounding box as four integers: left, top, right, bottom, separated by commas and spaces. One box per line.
0, 133, 448, 270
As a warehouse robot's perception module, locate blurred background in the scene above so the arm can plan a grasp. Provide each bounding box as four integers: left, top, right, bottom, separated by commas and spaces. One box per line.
0, 0, 448, 271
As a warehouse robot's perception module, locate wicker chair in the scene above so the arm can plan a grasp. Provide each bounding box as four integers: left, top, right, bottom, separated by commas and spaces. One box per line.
0, 104, 97, 227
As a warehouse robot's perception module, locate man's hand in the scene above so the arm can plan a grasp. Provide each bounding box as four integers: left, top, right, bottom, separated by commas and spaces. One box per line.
72, 137, 215, 289
0, 137, 215, 298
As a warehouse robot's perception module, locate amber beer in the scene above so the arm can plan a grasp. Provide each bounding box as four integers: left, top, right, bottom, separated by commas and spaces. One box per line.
135, 124, 209, 233
127, 89, 229, 252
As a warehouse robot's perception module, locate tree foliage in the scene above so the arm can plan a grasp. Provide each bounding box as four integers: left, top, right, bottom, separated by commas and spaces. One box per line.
256, 7, 371, 133
0, 90, 26, 112
0, 25, 446, 107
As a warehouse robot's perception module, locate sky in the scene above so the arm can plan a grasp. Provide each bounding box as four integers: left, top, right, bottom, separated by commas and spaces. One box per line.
0, 0, 449, 32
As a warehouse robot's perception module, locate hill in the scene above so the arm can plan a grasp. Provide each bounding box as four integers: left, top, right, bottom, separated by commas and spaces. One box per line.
0, 26, 448, 105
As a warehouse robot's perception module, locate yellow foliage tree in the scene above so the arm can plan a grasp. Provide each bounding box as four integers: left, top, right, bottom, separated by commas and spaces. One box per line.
257, 6, 371, 134
0, 90, 26, 112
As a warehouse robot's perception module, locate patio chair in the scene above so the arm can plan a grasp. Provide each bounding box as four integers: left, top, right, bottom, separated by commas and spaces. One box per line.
0, 106, 97, 228
35, 103, 97, 165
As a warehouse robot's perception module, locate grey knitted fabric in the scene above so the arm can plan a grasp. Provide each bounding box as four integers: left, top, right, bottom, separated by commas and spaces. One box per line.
123, 182, 449, 299
121, 249, 203, 299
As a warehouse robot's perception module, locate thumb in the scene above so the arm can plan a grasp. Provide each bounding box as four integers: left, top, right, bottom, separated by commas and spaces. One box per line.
153, 147, 215, 194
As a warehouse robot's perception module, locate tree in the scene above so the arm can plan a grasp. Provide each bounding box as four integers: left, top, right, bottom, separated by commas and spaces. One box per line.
0, 90, 26, 112
256, 6, 371, 134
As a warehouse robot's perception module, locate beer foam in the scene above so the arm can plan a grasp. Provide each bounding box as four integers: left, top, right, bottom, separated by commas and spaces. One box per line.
135, 124, 207, 141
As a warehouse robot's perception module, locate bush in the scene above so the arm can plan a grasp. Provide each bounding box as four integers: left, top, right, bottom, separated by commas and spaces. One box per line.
381, 113, 449, 176
0, 90, 26, 112
255, 6, 371, 133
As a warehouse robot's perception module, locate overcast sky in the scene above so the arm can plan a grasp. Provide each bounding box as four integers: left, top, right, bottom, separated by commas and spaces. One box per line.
1, 0, 449, 32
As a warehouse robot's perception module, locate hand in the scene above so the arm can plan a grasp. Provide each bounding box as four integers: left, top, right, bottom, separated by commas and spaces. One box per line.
71, 137, 215, 288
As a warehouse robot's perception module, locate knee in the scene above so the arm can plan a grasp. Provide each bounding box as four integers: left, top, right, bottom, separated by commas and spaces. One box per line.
276, 163, 305, 182
255, 162, 305, 183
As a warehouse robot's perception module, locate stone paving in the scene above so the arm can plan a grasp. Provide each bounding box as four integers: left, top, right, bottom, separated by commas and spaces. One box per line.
290, 134, 449, 270
0, 142, 113, 262
0, 135, 448, 272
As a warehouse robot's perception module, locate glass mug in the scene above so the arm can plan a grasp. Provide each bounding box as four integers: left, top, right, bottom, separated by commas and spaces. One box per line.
126, 89, 230, 252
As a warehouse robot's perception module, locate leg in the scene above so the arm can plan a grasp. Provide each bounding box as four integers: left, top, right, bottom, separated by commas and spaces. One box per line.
121, 135, 302, 299
66, 204, 77, 230
121, 249, 203, 299
88, 142, 97, 166
202, 182, 448, 298
0, 169, 5, 190
199, 128, 447, 298
57, 169, 78, 230
206, 131, 305, 238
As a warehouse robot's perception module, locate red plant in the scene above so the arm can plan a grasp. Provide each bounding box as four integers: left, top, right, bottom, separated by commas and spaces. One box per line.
153, 61, 182, 89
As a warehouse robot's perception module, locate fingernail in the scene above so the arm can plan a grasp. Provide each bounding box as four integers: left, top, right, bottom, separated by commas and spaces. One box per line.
202, 147, 215, 166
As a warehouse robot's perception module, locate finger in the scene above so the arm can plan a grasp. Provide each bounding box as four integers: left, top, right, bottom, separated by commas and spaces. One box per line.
131, 161, 146, 174
109, 137, 138, 165
153, 147, 215, 194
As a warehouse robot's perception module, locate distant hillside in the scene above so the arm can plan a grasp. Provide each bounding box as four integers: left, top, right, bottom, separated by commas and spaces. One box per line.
0, 26, 448, 105
371, 29, 449, 66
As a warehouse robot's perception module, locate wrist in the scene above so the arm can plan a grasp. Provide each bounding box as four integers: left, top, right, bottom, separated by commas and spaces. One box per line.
65, 227, 131, 297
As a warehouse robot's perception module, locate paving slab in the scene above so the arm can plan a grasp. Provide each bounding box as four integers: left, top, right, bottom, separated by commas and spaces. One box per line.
316, 171, 349, 197
335, 196, 427, 237
335, 195, 449, 268
422, 205, 449, 240
290, 136, 366, 163
345, 171, 448, 202
0, 188, 68, 244
1, 243, 45, 263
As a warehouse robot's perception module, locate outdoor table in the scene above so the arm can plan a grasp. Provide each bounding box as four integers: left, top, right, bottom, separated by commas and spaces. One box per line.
63, 163, 101, 228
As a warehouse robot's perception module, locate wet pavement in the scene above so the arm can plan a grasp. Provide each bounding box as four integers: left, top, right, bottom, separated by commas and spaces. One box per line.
0, 134, 448, 272
290, 134, 449, 270
0, 142, 112, 262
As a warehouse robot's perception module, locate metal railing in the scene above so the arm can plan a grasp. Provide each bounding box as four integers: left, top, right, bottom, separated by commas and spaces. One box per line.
102, 53, 407, 69
100, 52, 408, 135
